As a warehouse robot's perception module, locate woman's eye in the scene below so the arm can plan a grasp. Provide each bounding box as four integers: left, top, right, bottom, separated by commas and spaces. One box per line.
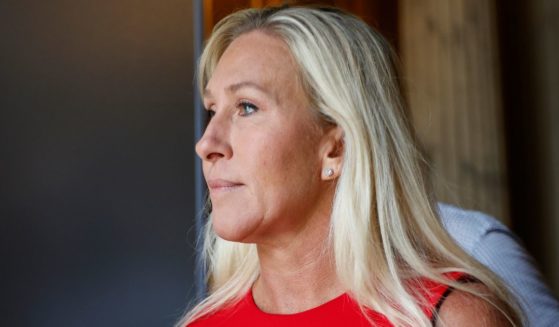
238, 101, 258, 116
205, 109, 215, 126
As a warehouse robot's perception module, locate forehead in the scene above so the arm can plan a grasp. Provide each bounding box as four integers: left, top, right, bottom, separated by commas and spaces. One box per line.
206, 31, 301, 97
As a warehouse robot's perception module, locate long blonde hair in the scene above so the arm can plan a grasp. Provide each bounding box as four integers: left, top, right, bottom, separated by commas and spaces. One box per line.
178, 6, 522, 327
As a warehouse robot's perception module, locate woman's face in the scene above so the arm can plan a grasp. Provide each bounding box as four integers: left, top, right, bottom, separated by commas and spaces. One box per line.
196, 31, 337, 244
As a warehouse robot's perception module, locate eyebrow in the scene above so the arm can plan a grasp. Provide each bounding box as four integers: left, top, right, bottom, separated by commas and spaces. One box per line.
203, 81, 273, 100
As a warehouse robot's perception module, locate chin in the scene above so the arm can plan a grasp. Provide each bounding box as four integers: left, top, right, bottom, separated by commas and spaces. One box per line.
211, 212, 261, 243
212, 224, 242, 242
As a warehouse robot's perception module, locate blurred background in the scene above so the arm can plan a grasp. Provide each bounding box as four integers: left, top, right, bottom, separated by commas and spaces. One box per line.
1, 0, 557, 326
1, 1, 198, 326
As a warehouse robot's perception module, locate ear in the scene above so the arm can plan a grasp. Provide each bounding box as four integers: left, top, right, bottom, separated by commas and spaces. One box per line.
319, 125, 344, 180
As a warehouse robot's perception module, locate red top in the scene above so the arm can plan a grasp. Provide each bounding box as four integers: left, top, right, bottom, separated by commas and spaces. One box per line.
188, 272, 464, 327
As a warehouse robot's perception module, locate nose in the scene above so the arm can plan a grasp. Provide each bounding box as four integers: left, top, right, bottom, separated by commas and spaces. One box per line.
195, 114, 232, 162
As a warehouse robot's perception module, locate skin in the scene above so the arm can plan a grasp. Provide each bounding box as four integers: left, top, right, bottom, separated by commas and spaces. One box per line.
196, 30, 344, 313
196, 30, 512, 325
437, 283, 513, 327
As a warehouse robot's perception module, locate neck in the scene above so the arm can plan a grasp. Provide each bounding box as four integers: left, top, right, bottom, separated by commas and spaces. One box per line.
251, 214, 344, 314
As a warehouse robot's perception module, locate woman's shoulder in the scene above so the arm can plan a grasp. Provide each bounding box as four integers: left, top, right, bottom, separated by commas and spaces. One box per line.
435, 282, 513, 327
414, 271, 513, 326
412, 271, 471, 312
407, 271, 513, 326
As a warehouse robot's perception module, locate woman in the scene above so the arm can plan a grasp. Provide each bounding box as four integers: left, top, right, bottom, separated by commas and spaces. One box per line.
179, 5, 522, 327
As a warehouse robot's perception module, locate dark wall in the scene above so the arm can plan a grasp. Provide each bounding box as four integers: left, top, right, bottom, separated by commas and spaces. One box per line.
1, 1, 197, 326
497, 0, 554, 284
498, 0, 542, 267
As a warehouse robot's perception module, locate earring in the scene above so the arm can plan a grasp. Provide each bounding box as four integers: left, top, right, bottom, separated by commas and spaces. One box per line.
325, 168, 334, 177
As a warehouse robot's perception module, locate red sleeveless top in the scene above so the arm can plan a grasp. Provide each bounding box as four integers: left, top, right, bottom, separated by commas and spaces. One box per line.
188, 272, 465, 327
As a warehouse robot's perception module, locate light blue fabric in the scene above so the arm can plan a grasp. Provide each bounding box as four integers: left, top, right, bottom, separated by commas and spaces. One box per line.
439, 203, 559, 327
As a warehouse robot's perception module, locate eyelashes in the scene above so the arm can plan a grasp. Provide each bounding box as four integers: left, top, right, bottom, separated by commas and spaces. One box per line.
204, 100, 259, 124
238, 100, 258, 116
204, 109, 215, 127
206, 108, 216, 119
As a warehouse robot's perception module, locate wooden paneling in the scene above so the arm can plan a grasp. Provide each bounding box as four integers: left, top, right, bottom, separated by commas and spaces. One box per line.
400, 0, 509, 223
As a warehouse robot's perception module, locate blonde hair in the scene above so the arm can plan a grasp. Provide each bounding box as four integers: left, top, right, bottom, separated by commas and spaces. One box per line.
177, 6, 522, 327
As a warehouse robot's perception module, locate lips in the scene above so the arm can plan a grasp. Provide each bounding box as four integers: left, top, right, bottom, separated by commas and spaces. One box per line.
207, 179, 244, 192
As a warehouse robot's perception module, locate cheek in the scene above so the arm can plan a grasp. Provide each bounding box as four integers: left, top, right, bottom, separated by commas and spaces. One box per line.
251, 130, 321, 201
252, 136, 308, 182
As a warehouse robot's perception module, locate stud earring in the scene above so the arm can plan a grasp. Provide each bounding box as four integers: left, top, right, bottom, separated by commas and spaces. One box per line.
325, 168, 334, 177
